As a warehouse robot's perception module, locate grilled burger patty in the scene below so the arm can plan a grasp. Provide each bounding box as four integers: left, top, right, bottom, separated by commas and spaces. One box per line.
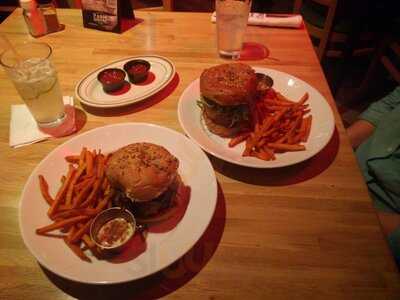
201, 97, 249, 128
112, 175, 181, 219
202, 110, 245, 137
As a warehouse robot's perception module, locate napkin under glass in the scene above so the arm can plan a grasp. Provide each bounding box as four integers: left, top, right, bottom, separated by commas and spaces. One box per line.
211, 12, 303, 28
10, 96, 77, 148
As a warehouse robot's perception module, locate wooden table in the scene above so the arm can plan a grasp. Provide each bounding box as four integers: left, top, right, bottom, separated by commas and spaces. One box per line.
1, 9, 399, 300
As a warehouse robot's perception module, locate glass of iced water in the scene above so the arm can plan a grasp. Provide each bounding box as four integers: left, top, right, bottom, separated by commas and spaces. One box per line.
216, 0, 252, 59
1, 42, 65, 128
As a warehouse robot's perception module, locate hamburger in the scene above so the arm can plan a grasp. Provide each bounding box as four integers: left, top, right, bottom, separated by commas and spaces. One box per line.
198, 63, 257, 137
105, 142, 180, 223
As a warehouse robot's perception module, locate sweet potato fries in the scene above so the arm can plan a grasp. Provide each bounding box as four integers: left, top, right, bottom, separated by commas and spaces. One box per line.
36, 147, 113, 262
229, 89, 313, 161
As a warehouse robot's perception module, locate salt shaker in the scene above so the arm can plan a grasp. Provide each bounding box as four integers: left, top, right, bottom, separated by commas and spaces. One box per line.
20, 0, 47, 37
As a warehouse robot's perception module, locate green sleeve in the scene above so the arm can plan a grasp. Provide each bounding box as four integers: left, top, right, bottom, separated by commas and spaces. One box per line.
359, 86, 400, 127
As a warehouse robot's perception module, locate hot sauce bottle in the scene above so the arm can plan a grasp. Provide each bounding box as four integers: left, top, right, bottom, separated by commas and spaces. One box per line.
20, 0, 47, 37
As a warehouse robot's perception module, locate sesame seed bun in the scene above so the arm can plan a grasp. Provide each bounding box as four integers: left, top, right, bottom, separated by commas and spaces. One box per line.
105, 143, 179, 202
200, 63, 257, 106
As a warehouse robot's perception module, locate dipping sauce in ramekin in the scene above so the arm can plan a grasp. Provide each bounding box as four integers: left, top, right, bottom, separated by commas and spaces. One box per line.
123, 59, 151, 84
90, 207, 136, 253
96, 217, 134, 248
97, 68, 126, 93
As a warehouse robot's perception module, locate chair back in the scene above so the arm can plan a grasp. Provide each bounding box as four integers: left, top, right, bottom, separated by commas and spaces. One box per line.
60, 0, 213, 11
162, 0, 173, 11
163, 0, 215, 12
381, 40, 400, 84
0, 0, 18, 13
59, 1, 165, 10
294, 0, 338, 61
57, 0, 81, 8
0, 6, 17, 13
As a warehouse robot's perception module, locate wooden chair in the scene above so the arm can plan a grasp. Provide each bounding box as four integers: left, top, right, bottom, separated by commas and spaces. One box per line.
381, 40, 400, 84
293, 0, 347, 61
0, 0, 18, 14
59, 0, 164, 10
293, 0, 376, 62
0, 1, 17, 23
0, 6, 17, 13
59, 0, 211, 12
57, 0, 81, 8
161, 0, 214, 12
351, 35, 400, 102
134, 0, 164, 11
162, 0, 173, 11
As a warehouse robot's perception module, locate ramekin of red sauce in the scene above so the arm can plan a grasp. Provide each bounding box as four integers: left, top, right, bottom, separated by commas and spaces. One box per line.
97, 68, 126, 93
123, 59, 151, 84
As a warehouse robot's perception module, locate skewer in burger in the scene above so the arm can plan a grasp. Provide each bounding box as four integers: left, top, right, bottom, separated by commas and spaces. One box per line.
105, 143, 181, 224
198, 63, 257, 137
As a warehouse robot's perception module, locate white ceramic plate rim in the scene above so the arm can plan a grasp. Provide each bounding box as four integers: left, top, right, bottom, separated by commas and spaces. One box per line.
75, 55, 175, 108
19, 123, 217, 284
178, 67, 335, 168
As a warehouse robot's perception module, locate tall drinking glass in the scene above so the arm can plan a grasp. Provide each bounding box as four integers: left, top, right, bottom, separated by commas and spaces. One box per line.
216, 0, 252, 59
1, 42, 65, 128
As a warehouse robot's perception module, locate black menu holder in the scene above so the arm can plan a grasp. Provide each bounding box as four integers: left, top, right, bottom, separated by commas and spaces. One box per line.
81, 0, 135, 33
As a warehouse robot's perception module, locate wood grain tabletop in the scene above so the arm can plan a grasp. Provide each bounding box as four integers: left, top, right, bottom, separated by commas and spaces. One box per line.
0, 8, 399, 300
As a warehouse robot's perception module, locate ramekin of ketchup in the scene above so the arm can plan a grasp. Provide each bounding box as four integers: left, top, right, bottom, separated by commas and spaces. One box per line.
97, 68, 126, 93
123, 59, 151, 84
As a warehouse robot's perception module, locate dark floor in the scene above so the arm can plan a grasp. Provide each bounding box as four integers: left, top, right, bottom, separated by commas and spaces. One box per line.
1, 0, 397, 126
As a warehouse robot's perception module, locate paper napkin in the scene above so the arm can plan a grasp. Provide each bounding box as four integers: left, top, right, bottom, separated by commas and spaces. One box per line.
211, 12, 303, 28
10, 96, 77, 148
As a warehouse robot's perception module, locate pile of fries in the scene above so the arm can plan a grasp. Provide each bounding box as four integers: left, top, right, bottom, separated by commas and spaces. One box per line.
36, 147, 114, 262
229, 89, 313, 161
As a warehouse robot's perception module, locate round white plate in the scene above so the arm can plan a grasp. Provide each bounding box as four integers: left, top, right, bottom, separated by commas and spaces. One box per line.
75, 55, 175, 108
19, 123, 217, 284
178, 67, 335, 168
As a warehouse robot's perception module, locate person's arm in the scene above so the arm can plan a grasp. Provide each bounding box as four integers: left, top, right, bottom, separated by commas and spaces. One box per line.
359, 86, 400, 127
347, 119, 375, 149
347, 86, 400, 149
378, 212, 400, 237
377, 212, 400, 266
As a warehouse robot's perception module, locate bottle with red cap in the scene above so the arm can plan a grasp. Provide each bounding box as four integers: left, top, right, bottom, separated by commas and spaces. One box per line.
20, 0, 47, 37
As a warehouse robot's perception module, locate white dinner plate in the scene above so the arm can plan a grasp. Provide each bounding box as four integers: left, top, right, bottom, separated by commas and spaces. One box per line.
19, 123, 217, 284
75, 55, 175, 108
178, 67, 335, 168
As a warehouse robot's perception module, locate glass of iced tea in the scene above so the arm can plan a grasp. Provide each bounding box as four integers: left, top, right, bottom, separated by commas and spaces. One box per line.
215, 0, 252, 59
1, 42, 65, 128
